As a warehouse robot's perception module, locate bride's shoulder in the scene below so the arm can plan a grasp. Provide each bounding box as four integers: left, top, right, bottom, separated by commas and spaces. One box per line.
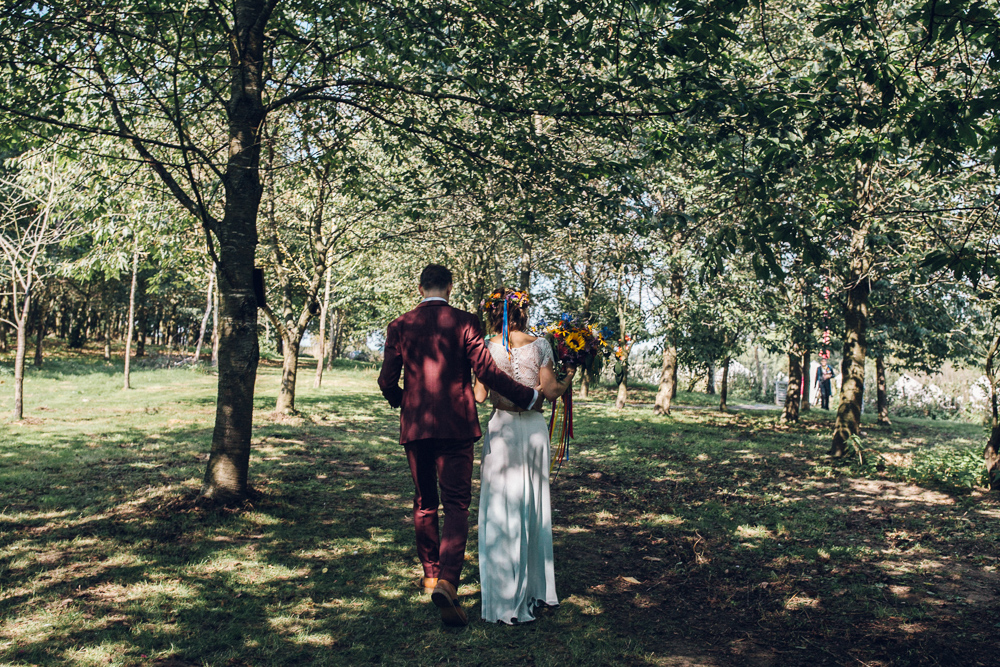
510, 331, 538, 346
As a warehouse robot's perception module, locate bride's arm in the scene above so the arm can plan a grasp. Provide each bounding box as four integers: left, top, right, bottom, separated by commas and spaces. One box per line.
538, 364, 575, 401
473, 375, 490, 403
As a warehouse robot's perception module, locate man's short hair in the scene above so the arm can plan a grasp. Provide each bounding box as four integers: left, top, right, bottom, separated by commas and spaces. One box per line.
420, 264, 453, 291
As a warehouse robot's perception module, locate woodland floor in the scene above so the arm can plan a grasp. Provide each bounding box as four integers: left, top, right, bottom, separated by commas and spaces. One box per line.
0, 346, 998, 666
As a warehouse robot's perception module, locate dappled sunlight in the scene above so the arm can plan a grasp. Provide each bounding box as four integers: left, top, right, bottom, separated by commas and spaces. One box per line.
735, 524, 775, 540
2, 361, 998, 665
639, 513, 684, 527
974, 506, 1000, 519
562, 594, 604, 616
783, 593, 822, 611
552, 524, 590, 535
846, 479, 955, 506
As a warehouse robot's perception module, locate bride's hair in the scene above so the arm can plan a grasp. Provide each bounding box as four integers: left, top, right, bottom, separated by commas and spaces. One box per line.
481, 288, 529, 334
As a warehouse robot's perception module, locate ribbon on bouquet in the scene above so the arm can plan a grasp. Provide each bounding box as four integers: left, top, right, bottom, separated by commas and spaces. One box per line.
502, 299, 511, 359
548, 388, 573, 476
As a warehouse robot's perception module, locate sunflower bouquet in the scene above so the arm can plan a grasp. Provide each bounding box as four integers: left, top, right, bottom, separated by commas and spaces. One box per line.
535, 314, 613, 475
537, 313, 612, 377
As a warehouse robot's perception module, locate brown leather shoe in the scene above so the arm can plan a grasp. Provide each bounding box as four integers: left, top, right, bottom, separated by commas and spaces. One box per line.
431, 579, 468, 626
418, 576, 438, 593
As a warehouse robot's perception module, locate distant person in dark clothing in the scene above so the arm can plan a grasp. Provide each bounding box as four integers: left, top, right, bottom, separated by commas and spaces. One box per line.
815, 357, 834, 409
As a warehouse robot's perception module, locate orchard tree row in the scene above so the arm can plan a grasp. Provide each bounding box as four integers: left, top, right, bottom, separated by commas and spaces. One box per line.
2, 0, 999, 501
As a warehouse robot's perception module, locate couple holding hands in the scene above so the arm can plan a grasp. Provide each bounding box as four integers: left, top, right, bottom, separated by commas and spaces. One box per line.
377, 264, 575, 626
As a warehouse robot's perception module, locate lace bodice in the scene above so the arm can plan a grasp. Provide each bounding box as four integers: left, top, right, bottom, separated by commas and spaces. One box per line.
486, 338, 554, 410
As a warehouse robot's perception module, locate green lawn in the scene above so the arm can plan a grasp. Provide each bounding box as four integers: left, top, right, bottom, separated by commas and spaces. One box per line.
1, 349, 998, 666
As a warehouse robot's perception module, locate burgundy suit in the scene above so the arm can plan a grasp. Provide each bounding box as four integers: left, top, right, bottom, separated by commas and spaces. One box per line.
378, 299, 535, 586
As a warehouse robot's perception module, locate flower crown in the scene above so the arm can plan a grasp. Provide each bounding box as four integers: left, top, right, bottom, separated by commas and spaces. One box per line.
480, 289, 530, 310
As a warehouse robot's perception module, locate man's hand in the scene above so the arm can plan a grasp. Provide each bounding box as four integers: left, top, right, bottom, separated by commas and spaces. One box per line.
529, 387, 543, 410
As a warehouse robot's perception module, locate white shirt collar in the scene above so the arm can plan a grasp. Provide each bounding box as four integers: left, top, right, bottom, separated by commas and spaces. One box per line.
420, 297, 448, 303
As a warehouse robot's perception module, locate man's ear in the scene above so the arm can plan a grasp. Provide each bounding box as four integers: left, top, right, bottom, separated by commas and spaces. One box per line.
418, 284, 426, 298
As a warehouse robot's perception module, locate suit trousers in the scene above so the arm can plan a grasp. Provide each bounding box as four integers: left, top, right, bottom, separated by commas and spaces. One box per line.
404, 437, 475, 587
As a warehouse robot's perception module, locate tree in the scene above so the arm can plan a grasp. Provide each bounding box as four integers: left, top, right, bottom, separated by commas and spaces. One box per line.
0, 149, 88, 418
0, 0, 766, 501
693, 0, 998, 455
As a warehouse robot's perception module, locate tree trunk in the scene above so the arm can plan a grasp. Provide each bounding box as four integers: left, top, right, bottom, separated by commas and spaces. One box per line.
984, 425, 1000, 491
518, 236, 532, 292
614, 264, 629, 410
719, 356, 730, 412
123, 243, 139, 390
574, 254, 597, 400
782, 349, 802, 423
276, 332, 302, 413
12, 289, 30, 420
199, 0, 268, 504
0, 294, 8, 353
33, 299, 47, 367
164, 304, 176, 359
325, 306, 340, 370
983, 333, 1000, 491
313, 266, 330, 388
829, 258, 871, 456
103, 315, 112, 361
706, 361, 715, 394
135, 301, 146, 358
830, 165, 874, 457
615, 373, 627, 409
876, 352, 891, 425
654, 345, 678, 415
800, 349, 811, 412
211, 270, 220, 367
193, 268, 215, 363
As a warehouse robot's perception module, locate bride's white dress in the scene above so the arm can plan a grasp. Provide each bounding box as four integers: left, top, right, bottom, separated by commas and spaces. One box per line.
478, 338, 558, 624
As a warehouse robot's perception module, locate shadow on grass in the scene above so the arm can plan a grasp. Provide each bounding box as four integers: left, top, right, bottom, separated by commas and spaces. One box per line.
1, 359, 998, 666
0, 412, 432, 665
544, 406, 999, 666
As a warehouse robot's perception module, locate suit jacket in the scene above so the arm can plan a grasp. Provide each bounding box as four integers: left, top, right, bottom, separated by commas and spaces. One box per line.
378, 300, 535, 444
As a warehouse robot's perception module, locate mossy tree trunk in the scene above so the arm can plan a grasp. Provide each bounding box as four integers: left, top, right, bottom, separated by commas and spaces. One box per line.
654, 266, 684, 415
782, 349, 803, 423
829, 227, 873, 456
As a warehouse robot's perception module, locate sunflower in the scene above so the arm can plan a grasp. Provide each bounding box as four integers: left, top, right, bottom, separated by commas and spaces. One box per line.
564, 331, 586, 352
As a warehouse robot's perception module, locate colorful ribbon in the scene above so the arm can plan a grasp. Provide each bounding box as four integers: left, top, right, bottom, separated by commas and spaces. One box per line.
502, 298, 511, 358
549, 389, 573, 476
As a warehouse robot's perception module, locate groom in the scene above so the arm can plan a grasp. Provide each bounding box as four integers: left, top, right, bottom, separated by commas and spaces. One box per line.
378, 264, 538, 626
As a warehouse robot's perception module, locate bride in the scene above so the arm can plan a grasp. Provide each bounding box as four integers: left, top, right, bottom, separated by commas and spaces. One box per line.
474, 288, 575, 624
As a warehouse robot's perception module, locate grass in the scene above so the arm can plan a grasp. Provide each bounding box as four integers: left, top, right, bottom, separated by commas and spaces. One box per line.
1, 345, 998, 666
